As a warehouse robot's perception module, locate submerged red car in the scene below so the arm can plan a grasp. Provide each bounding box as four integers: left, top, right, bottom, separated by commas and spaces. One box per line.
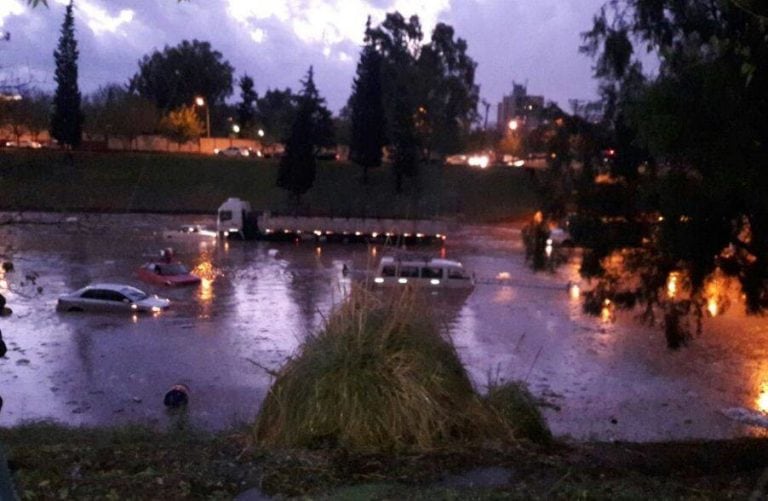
137, 261, 201, 286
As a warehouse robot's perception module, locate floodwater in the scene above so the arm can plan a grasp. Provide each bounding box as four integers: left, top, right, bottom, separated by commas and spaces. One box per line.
1, 212, 767, 441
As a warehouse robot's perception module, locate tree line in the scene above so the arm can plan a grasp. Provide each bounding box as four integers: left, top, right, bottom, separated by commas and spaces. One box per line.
3, 4, 479, 200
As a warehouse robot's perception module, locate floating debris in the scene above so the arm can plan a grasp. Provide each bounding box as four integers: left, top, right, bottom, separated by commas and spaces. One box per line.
722, 407, 768, 428
164, 384, 189, 409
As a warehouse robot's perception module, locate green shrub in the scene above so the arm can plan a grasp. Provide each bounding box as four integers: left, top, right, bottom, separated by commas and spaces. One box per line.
253, 287, 500, 452
484, 382, 552, 445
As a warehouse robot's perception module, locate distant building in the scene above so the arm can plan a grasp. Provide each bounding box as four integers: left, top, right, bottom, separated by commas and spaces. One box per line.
496, 82, 545, 132
568, 99, 605, 123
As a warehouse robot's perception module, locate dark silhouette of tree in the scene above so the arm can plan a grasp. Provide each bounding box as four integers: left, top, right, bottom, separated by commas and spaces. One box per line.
236, 74, 258, 133
50, 0, 83, 149
83, 84, 159, 149
276, 67, 334, 203
361, 13, 479, 191
256, 88, 297, 144
348, 18, 386, 184
416, 22, 479, 158
1, 89, 50, 143
574, 0, 768, 347
366, 13, 422, 193
130, 39, 234, 112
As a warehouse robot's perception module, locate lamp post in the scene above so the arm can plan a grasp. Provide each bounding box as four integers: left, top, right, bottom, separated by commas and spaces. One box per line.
195, 96, 210, 138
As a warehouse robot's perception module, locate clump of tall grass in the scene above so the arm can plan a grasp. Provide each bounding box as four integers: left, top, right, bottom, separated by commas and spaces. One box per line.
253, 286, 552, 451
484, 382, 552, 445
253, 287, 493, 451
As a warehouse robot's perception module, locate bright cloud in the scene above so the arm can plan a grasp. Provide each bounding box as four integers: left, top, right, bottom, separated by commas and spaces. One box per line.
54, 0, 134, 36
0, 0, 24, 28
250, 28, 266, 43
225, 0, 452, 57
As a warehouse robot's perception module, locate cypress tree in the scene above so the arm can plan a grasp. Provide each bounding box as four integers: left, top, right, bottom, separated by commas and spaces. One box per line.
276, 67, 334, 203
50, 0, 83, 149
236, 74, 258, 131
349, 18, 386, 184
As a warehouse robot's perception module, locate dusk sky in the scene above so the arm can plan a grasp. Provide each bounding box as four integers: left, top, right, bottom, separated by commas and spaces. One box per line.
0, 0, 607, 119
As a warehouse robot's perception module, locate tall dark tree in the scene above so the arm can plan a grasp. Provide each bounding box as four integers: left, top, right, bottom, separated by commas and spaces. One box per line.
348, 18, 386, 184
256, 88, 297, 144
236, 74, 258, 133
416, 22, 479, 158
130, 39, 234, 112
276, 67, 334, 202
50, 0, 83, 149
361, 13, 479, 190
366, 13, 423, 193
572, 0, 768, 347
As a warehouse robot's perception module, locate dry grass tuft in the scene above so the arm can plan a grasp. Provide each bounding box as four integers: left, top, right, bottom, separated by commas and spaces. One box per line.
253, 287, 506, 452
484, 382, 553, 445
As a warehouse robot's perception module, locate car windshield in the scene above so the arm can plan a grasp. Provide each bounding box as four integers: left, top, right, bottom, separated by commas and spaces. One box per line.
121, 287, 148, 301
158, 263, 188, 275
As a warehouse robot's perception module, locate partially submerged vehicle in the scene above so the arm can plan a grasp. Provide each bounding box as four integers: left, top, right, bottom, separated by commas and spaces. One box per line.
162, 224, 217, 241
372, 255, 474, 288
137, 249, 201, 286
217, 197, 258, 239
57, 284, 170, 313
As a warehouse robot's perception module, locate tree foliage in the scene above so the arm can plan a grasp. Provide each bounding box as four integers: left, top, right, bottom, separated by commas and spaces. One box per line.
50, 0, 83, 149
159, 105, 203, 147
256, 88, 297, 144
130, 39, 234, 112
348, 18, 387, 183
236, 74, 258, 134
276, 67, 334, 201
83, 84, 159, 148
574, 0, 768, 347
366, 13, 422, 193
0, 89, 50, 141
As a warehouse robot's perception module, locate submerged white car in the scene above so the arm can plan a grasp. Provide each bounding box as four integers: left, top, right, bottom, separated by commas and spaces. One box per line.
57, 283, 170, 313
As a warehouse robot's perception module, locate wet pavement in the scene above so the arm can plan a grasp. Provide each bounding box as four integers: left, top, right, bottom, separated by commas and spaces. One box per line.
0, 212, 767, 441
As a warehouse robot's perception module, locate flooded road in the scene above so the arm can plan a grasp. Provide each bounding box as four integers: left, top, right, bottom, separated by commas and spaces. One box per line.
1, 212, 767, 441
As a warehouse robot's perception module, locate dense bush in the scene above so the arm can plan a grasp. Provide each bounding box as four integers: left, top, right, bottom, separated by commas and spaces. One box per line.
253, 287, 551, 451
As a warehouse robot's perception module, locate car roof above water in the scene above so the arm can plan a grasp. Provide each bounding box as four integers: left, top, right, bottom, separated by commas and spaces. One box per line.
379, 256, 465, 268
76, 283, 146, 294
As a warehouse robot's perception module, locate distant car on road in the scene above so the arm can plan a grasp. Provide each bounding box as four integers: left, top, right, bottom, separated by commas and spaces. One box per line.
214, 146, 250, 157
56, 283, 170, 313
4, 140, 42, 149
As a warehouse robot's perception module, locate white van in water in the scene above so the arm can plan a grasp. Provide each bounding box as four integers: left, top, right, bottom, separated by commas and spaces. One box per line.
372, 255, 474, 289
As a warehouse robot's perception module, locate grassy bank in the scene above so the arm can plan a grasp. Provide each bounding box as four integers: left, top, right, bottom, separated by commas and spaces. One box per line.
0, 149, 539, 221
0, 423, 765, 499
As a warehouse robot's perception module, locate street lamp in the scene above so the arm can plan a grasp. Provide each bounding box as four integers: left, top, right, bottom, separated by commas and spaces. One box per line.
508, 119, 518, 132
257, 129, 265, 138
195, 96, 210, 138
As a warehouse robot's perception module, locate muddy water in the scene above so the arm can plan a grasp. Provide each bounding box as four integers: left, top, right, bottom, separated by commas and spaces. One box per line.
0, 213, 766, 440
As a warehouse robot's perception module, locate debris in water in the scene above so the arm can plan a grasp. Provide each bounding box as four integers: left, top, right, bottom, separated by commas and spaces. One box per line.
722, 407, 768, 428
164, 384, 189, 409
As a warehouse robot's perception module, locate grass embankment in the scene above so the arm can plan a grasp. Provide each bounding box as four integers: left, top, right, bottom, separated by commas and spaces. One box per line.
0, 149, 539, 221
1, 424, 765, 499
